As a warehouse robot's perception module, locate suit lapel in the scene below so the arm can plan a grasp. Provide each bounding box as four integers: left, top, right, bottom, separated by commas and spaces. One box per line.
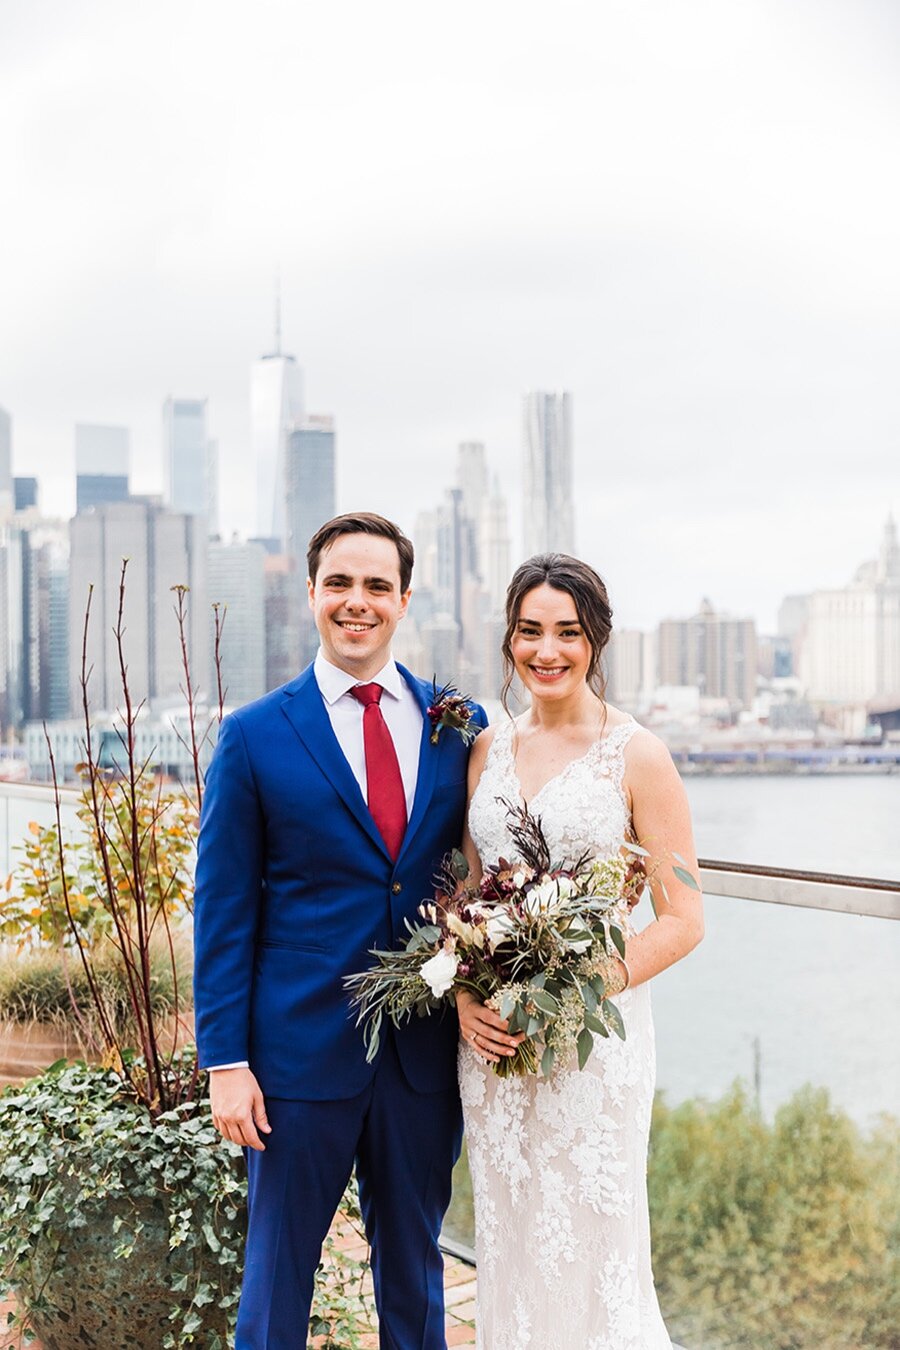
280, 667, 391, 860
396, 665, 441, 863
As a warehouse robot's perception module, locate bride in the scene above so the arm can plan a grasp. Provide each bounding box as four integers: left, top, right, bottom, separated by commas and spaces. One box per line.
456, 553, 703, 1350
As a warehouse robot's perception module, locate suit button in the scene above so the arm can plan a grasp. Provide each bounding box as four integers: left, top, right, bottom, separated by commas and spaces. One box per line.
392, 882, 402, 894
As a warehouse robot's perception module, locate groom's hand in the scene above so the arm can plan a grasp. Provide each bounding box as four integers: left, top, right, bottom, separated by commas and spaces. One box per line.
209, 1067, 272, 1151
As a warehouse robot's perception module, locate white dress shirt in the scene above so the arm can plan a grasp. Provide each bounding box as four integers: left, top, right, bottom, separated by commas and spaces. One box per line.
209, 651, 423, 1072
312, 650, 423, 815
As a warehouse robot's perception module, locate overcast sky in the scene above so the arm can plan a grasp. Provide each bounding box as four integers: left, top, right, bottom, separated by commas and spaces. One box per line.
1, 0, 898, 631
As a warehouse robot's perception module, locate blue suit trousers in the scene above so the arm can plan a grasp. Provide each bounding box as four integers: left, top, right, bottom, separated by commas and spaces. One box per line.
234, 1033, 463, 1350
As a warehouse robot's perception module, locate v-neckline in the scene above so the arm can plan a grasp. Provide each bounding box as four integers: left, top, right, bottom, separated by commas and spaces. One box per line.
503, 717, 633, 811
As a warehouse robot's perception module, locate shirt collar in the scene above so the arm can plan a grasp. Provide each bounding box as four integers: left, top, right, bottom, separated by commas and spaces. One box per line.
314, 650, 404, 706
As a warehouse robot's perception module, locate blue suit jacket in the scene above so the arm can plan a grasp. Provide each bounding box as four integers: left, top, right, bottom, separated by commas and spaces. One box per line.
193, 663, 487, 1100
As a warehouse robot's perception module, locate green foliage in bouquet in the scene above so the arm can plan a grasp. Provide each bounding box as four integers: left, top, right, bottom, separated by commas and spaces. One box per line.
345, 800, 684, 1079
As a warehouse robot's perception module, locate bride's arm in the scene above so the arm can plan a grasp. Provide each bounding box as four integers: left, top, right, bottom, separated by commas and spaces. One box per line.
620, 730, 704, 988
455, 724, 523, 1063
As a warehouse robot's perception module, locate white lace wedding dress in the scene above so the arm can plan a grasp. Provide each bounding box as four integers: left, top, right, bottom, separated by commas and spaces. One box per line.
459, 717, 671, 1350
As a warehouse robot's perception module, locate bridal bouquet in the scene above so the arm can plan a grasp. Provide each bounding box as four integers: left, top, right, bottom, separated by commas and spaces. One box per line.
346, 801, 653, 1078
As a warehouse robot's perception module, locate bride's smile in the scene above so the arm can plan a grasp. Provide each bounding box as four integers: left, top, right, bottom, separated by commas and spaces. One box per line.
511, 582, 593, 704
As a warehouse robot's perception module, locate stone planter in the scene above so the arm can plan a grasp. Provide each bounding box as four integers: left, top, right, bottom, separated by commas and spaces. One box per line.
0, 1020, 84, 1090
0, 1013, 195, 1091
27, 1189, 231, 1350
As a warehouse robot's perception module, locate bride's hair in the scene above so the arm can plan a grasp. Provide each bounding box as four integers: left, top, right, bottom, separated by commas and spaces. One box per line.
501, 553, 613, 713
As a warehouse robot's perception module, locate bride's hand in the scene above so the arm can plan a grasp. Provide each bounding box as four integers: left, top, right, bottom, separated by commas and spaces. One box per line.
456, 989, 524, 1064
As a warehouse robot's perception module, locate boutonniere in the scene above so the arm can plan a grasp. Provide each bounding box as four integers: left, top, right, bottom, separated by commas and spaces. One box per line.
427, 679, 478, 746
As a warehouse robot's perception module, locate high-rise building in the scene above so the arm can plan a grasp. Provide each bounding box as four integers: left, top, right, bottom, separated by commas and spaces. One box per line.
75, 424, 130, 513
251, 307, 304, 546
606, 629, 647, 708
0, 524, 25, 730
14, 478, 39, 513
481, 477, 511, 614
285, 416, 336, 563
522, 391, 574, 557
798, 516, 900, 704
264, 554, 303, 690
0, 407, 12, 516
163, 397, 216, 525
208, 541, 267, 707
658, 600, 758, 708
69, 501, 207, 713
20, 524, 69, 723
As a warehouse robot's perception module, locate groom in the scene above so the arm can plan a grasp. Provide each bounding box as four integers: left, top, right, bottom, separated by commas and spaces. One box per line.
193, 512, 487, 1349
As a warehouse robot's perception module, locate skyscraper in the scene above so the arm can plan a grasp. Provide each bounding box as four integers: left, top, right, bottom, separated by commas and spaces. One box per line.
14, 478, 39, 513
75, 424, 130, 513
657, 599, 757, 709
208, 540, 267, 707
251, 306, 304, 545
522, 391, 574, 557
285, 415, 336, 562
163, 397, 216, 525
69, 501, 207, 713
481, 477, 511, 614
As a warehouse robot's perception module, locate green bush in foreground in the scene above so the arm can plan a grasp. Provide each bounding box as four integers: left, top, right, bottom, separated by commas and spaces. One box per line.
649, 1084, 900, 1349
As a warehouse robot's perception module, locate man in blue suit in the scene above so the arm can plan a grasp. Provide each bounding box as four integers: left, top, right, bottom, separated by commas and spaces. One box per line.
193, 512, 488, 1349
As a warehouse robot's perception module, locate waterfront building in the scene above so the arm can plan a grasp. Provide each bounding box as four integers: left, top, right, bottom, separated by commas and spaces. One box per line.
75, 424, 130, 513
163, 397, 217, 526
799, 515, 900, 705
69, 501, 207, 713
606, 628, 646, 708
251, 318, 304, 546
658, 599, 758, 710
208, 540, 267, 707
26, 706, 220, 784
522, 391, 574, 557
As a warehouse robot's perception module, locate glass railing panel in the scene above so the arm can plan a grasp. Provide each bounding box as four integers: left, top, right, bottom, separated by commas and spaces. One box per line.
682, 774, 900, 879
443, 892, 900, 1350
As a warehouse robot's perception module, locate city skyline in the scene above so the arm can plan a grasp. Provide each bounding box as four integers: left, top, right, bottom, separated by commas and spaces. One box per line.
1, 1, 899, 632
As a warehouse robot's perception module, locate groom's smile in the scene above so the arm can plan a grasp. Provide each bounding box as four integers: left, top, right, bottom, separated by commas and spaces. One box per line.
308, 531, 412, 680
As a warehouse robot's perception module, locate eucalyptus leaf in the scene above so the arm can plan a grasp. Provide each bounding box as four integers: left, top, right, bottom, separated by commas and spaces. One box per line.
540, 1044, 555, 1078
605, 999, 626, 1041
577, 1026, 594, 1071
673, 865, 701, 891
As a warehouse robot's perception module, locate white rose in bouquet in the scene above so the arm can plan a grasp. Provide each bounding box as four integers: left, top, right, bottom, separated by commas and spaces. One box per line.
420, 948, 459, 997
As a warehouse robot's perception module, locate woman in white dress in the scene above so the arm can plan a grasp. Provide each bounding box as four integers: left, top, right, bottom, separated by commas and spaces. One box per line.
457, 554, 704, 1350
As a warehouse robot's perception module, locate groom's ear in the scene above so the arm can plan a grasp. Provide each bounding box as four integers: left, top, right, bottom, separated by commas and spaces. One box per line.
307, 576, 315, 610
398, 586, 411, 620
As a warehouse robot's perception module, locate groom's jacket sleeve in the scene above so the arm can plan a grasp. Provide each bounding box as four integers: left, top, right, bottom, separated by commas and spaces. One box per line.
193, 713, 265, 1069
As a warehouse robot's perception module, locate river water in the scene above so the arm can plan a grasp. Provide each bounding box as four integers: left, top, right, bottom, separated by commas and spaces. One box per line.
651, 775, 900, 1125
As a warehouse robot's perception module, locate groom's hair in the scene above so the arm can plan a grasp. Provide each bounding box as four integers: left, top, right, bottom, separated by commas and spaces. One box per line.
307, 513, 415, 592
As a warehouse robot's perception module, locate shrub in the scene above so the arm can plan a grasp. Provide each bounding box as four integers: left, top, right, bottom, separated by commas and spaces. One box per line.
649, 1084, 900, 1349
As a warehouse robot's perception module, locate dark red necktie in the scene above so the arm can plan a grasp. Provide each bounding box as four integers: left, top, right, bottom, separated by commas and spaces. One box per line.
350, 682, 407, 860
